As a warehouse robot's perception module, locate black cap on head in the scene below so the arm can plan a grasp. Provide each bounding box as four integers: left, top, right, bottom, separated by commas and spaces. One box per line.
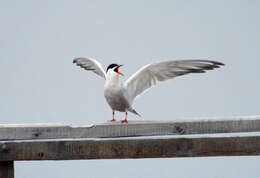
106, 63, 119, 72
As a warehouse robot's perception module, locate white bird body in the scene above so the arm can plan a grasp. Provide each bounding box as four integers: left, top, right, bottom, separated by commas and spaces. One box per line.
104, 71, 130, 112
73, 58, 224, 122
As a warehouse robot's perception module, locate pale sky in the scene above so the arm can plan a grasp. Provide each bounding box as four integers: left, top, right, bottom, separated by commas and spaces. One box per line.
1, 1, 260, 178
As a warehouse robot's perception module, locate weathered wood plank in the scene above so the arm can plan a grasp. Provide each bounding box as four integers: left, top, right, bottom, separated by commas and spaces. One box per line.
0, 135, 260, 161
0, 161, 14, 178
0, 116, 260, 140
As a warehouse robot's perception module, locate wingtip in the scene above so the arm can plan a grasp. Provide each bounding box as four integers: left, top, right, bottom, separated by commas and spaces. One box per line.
73, 58, 78, 63
214, 61, 225, 66
218, 62, 225, 66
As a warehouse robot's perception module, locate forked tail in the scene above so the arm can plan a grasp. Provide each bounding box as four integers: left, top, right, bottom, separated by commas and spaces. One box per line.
128, 108, 141, 117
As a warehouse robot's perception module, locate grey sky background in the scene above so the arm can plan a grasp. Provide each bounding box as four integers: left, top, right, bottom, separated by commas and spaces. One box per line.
0, 1, 260, 178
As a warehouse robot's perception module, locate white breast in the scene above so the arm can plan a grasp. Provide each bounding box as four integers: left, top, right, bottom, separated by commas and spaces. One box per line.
104, 70, 130, 112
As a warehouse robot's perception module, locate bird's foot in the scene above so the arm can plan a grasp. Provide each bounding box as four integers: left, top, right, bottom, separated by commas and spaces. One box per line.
121, 119, 128, 123
110, 118, 116, 122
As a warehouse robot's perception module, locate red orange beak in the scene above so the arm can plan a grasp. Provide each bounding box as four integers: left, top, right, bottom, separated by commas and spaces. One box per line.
115, 65, 124, 76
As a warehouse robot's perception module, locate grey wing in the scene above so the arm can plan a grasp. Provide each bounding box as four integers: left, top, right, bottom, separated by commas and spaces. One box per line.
124, 60, 224, 103
73, 57, 106, 79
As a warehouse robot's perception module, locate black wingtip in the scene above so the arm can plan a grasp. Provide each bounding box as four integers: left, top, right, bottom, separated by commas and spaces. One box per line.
213, 61, 225, 66
73, 58, 78, 63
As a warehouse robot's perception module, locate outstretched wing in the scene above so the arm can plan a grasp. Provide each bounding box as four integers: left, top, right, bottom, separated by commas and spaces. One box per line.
73, 57, 106, 79
124, 60, 224, 103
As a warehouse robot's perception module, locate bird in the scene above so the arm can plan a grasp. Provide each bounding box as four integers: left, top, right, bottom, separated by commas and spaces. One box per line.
73, 58, 224, 123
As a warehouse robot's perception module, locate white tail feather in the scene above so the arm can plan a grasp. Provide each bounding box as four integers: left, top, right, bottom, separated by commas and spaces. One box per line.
128, 108, 141, 117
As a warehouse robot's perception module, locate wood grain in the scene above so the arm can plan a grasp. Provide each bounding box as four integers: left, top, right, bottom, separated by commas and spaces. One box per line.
0, 115, 260, 140
0, 161, 14, 178
0, 135, 260, 161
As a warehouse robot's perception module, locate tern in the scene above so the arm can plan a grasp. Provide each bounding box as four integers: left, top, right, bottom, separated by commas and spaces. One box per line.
73, 58, 224, 123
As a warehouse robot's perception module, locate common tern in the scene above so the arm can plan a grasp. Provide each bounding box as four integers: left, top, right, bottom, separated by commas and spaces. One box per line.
73, 58, 224, 123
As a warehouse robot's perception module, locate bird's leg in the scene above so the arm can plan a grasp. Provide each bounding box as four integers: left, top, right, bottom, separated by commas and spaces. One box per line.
121, 112, 128, 123
110, 111, 116, 122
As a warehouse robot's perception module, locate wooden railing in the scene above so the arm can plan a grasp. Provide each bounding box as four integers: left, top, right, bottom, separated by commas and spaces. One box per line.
1, 115, 260, 178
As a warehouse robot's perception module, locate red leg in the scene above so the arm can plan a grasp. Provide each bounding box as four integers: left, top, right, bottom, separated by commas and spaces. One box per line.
121, 112, 128, 123
110, 111, 116, 122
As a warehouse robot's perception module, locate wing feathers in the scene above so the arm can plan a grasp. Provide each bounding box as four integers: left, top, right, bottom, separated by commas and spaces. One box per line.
73, 58, 106, 79
124, 60, 224, 103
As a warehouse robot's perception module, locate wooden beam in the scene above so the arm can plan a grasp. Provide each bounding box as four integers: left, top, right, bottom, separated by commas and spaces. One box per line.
0, 135, 260, 161
0, 116, 260, 140
0, 161, 14, 178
